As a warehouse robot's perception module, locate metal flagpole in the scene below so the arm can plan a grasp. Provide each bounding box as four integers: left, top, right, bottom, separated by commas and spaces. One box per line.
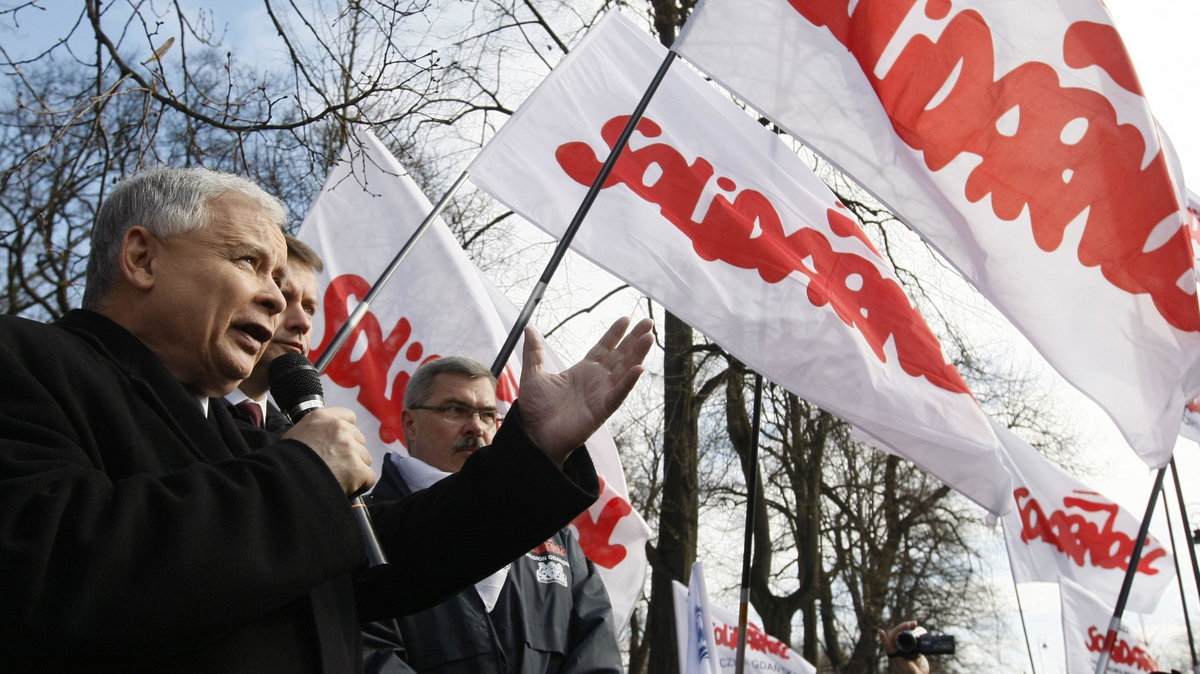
1170, 457, 1200, 611
734, 373, 764, 674
312, 169, 471, 374
1094, 466, 1167, 674
488, 49, 679, 377
1000, 520, 1039, 674
1160, 485, 1200, 673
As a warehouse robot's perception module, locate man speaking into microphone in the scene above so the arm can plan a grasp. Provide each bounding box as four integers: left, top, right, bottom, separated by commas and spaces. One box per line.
224, 234, 324, 435
0, 166, 654, 673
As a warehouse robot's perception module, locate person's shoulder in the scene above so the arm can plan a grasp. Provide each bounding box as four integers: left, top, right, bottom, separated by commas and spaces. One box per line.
0, 311, 118, 375
0, 312, 78, 350
0, 312, 56, 334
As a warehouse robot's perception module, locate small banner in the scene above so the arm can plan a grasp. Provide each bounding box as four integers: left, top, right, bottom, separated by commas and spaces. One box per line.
996, 420, 1173, 614
1060, 577, 1161, 674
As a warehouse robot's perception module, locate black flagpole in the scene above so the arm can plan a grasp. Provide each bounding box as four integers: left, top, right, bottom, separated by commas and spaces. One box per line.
489, 49, 679, 377
305, 165, 469, 572
313, 169, 471, 374
1094, 466, 1167, 674
1170, 457, 1200, 609
1160, 481, 1199, 672
734, 373, 764, 674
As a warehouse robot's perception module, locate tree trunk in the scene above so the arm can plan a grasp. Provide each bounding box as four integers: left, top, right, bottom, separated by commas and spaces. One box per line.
645, 311, 700, 673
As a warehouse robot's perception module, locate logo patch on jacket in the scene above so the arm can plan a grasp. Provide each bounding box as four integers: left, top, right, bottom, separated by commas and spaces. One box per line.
527, 539, 570, 587
535, 560, 569, 587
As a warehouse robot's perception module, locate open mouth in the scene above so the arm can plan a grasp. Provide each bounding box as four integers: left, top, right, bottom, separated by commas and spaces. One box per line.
236, 322, 274, 349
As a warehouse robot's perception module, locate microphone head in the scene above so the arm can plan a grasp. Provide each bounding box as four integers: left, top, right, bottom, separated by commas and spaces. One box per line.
268, 352, 324, 422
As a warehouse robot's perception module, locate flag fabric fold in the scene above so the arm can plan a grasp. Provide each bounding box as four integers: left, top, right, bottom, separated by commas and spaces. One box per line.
671, 562, 723, 674
469, 11, 1012, 514
995, 420, 1172, 614
297, 130, 649, 625
675, 0, 1200, 469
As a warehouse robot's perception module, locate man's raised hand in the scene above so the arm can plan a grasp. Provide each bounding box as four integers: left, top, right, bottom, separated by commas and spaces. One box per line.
517, 317, 653, 466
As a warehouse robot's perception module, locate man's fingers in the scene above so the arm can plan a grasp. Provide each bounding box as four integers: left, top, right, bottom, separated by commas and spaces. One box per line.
605, 321, 653, 379
584, 316, 632, 363
284, 408, 374, 495
604, 364, 646, 412
324, 406, 357, 424
521, 325, 546, 374
621, 320, 654, 362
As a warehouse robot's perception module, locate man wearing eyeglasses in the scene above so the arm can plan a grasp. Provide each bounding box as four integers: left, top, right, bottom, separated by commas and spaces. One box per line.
362, 356, 622, 674
400, 357, 504, 474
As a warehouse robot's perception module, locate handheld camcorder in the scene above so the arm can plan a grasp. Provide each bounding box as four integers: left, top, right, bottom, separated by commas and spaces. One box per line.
894, 627, 956, 659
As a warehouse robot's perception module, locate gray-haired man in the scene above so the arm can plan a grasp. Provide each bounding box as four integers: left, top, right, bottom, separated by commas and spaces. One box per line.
364, 356, 622, 674
0, 166, 652, 672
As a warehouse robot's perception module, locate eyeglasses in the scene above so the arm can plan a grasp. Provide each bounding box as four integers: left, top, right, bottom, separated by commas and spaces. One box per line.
410, 404, 502, 427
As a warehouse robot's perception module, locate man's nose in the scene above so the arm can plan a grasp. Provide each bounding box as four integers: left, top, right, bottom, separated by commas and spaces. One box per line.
260, 280, 285, 316
462, 413, 488, 435
288, 304, 312, 333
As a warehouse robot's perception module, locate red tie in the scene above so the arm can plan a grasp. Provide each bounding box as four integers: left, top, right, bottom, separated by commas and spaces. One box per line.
235, 401, 264, 429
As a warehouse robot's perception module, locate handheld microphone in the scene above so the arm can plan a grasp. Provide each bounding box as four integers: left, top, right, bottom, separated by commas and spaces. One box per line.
269, 352, 388, 568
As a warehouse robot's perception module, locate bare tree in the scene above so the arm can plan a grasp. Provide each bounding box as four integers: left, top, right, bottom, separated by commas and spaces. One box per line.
0, 0, 451, 319
2, 4, 1084, 674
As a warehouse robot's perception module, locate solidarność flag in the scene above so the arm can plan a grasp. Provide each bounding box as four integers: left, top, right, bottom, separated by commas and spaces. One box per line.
675, 0, 1200, 469
1059, 577, 1161, 674
995, 420, 1173, 614
297, 130, 650, 625
469, 12, 1012, 514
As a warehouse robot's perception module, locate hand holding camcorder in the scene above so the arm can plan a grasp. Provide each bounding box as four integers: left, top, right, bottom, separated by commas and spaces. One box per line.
894, 626, 956, 659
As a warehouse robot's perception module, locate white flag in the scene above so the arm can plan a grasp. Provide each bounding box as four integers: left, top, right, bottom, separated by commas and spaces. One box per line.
996, 420, 1172, 614
469, 11, 1011, 514
675, 0, 1200, 469
1060, 577, 1162, 674
671, 577, 815, 674
706, 603, 815, 674
672, 563, 722, 674
297, 130, 649, 625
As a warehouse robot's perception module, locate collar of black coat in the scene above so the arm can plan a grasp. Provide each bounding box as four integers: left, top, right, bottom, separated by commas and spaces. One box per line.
55, 308, 241, 462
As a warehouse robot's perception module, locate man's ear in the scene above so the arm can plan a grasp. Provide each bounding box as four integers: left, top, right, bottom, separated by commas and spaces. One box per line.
119, 226, 158, 291
402, 409, 417, 447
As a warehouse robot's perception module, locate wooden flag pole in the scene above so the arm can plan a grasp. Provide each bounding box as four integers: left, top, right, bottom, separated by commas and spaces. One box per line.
1000, 521, 1039, 674
1170, 457, 1200, 610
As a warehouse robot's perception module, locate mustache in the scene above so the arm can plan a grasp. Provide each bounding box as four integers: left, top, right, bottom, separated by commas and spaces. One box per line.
453, 436, 487, 451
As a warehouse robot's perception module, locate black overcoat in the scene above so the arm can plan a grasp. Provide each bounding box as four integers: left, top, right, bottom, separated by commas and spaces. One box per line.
0, 310, 599, 672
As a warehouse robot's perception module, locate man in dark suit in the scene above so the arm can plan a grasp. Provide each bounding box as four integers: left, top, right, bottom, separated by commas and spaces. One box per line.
224, 234, 323, 434
364, 356, 623, 673
0, 166, 654, 672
